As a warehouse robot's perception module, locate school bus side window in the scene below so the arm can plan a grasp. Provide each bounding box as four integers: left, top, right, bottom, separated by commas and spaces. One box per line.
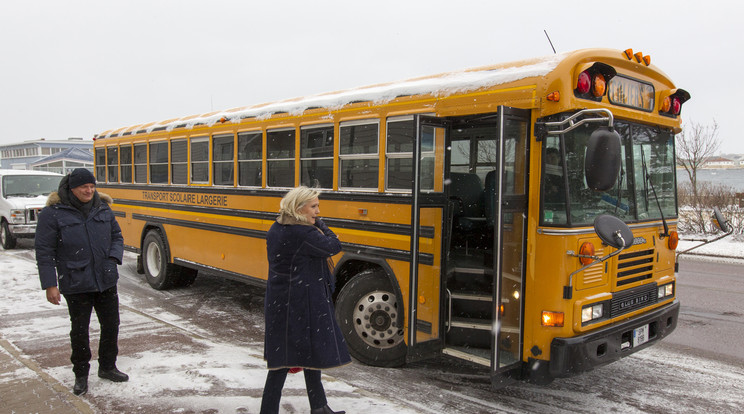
95, 148, 106, 181
149, 142, 168, 184
213, 134, 235, 186
120, 145, 132, 183
386, 117, 435, 191
339, 121, 379, 190
266, 129, 295, 188
300, 125, 333, 189
134, 144, 147, 183
107, 146, 119, 183
386, 118, 413, 191
190, 137, 209, 184
238, 132, 262, 187
171, 139, 187, 184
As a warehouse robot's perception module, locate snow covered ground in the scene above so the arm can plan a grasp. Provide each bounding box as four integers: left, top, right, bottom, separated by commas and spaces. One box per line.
1, 233, 742, 413
0, 249, 420, 413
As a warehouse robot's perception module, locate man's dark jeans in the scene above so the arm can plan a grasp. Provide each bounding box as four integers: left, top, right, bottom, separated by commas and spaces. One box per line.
64, 286, 120, 378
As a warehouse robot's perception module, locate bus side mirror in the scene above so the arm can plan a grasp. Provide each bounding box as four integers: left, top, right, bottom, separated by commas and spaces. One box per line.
585, 127, 622, 192
712, 207, 732, 233
594, 214, 633, 249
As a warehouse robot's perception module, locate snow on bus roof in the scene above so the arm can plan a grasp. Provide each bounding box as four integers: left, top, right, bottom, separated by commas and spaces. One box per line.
100, 52, 569, 138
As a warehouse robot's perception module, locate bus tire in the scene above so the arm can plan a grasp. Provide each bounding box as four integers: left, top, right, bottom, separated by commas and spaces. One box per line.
335, 269, 407, 367
0, 220, 16, 250
142, 230, 178, 290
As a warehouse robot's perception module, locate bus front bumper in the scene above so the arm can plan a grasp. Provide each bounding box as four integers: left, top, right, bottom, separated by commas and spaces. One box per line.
548, 300, 680, 378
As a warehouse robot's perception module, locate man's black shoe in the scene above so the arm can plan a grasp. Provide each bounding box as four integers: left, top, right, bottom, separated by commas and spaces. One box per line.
73, 376, 88, 395
98, 367, 129, 382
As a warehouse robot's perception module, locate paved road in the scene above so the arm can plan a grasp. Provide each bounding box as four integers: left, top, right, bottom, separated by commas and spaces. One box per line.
668, 256, 744, 364
2, 242, 743, 413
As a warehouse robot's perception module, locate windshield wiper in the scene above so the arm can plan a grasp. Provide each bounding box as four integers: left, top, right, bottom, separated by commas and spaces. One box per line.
640, 146, 670, 238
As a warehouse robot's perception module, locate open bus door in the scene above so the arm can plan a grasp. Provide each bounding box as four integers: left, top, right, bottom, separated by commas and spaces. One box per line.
407, 115, 448, 362
491, 106, 530, 386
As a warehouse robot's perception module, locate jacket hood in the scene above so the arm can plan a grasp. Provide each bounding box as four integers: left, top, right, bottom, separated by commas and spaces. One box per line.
46, 191, 113, 207
276, 212, 314, 226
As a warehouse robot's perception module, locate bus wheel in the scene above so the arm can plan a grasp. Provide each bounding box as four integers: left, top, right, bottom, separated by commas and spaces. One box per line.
0, 221, 16, 250
142, 230, 178, 290
335, 270, 406, 367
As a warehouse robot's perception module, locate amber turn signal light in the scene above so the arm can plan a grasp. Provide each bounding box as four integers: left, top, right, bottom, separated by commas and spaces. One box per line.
542, 311, 564, 327
579, 242, 596, 265
668, 230, 679, 250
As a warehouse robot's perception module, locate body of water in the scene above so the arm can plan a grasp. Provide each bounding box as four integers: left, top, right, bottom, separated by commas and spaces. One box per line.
676, 168, 744, 192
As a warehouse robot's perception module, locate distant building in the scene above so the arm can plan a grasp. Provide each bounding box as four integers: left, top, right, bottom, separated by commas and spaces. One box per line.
703, 155, 736, 169
0, 138, 93, 171
31, 147, 95, 174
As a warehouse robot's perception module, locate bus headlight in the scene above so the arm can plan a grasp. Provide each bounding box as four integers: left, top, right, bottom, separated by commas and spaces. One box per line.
658, 283, 674, 299
581, 303, 604, 323
9, 209, 26, 224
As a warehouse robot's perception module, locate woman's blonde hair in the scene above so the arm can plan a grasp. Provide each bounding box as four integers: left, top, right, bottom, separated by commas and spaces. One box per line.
279, 186, 321, 223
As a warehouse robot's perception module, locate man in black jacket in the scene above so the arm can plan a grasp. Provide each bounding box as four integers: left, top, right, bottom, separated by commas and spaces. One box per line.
35, 168, 128, 396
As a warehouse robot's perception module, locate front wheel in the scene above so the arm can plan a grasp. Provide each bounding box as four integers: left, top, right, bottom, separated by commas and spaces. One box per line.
335, 269, 407, 367
1, 220, 17, 250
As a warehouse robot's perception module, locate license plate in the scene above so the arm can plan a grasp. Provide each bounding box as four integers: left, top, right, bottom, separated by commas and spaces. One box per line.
633, 324, 649, 347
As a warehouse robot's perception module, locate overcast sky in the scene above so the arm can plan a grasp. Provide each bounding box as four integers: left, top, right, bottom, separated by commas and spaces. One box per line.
1, 0, 742, 153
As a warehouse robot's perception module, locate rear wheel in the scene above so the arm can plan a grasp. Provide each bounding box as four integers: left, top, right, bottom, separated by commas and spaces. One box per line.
1, 221, 16, 250
335, 269, 407, 367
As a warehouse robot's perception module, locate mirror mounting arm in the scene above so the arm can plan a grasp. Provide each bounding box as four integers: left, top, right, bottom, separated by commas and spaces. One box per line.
564, 225, 629, 300
675, 207, 734, 271
535, 108, 615, 140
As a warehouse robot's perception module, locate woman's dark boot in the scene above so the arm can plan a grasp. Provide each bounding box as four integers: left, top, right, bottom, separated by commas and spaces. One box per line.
310, 405, 345, 414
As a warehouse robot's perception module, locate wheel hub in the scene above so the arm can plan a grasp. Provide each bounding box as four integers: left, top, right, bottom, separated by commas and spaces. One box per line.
352, 290, 404, 349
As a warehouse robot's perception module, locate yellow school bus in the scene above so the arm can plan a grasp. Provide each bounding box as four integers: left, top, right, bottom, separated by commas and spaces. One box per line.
93, 48, 689, 385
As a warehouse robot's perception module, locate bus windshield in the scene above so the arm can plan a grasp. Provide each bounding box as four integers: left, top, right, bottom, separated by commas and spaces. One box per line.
541, 120, 677, 227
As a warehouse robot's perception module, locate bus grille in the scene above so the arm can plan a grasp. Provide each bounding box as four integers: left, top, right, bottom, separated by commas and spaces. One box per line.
616, 248, 655, 286
610, 283, 658, 317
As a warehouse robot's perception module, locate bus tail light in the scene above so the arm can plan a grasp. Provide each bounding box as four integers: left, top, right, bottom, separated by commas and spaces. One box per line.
668, 230, 679, 250
542, 311, 564, 327
574, 63, 616, 101
659, 89, 691, 117
579, 242, 596, 265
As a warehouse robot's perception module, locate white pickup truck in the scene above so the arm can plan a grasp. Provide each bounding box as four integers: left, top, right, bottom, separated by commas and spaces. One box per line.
0, 169, 63, 249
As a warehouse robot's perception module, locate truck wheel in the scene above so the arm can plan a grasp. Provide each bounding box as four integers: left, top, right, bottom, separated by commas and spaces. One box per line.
335, 269, 407, 367
1, 221, 16, 250
142, 230, 178, 290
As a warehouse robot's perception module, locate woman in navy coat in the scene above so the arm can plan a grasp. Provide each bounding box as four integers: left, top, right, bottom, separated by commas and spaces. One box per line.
260, 186, 350, 414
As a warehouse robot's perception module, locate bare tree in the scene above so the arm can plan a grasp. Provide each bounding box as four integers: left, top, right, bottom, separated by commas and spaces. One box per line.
676, 119, 721, 195
676, 119, 721, 233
